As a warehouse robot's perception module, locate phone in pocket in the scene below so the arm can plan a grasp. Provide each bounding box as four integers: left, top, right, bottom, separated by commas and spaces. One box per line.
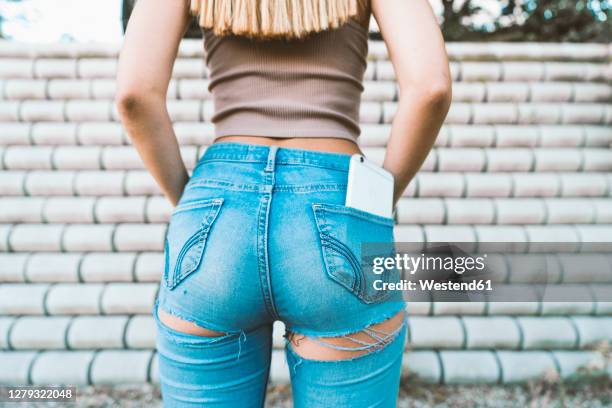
345, 154, 395, 220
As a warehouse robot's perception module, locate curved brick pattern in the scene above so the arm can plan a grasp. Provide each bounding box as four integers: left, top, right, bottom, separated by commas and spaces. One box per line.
5, 81, 609, 103
496, 351, 559, 384
90, 350, 153, 384
2, 171, 612, 199
30, 351, 94, 385
68, 316, 128, 349
25, 253, 81, 282
149, 352, 159, 384
431, 302, 486, 315
445, 199, 494, 224
10, 316, 71, 350
2, 100, 612, 127
407, 317, 464, 349
504, 254, 563, 283
24, 171, 76, 196
0, 38, 610, 386
0, 253, 28, 282
463, 317, 521, 349
52, 146, 101, 170
62, 224, 114, 252
592, 285, 612, 315
570, 317, 612, 348
100, 283, 158, 315
423, 225, 476, 243
553, 351, 608, 380
558, 254, 612, 283
495, 199, 546, 224
440, 351, 500, 384
43, 197, 97, 223
518, 317, 579, 349
95, 197, 146, 223
134, 253, 164, 282
8, 224, 64, 251
4, 146, 53, 169
465, 174, 512, 197
401, 351, 441, 383
146, 197, 173, 223
0, 39, 609, 62
31, 123, 78, 145
125, 316, 156, 349
45, 283, 105, 315
539, 293, 595, 316
0, 317, 15, 349
113, 224, 166, 252
80, 252, 136, 282
0, 283, 49, 315
0, 352, 37, 384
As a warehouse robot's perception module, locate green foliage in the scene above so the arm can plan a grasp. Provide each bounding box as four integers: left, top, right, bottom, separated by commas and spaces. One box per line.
440, 0, 611, 42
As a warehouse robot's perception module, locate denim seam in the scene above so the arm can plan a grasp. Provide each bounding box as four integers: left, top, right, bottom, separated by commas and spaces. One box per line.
199, 157, 349, 172
313, 202, 395, 227
166, 199, 224, 290
256, 193, 281, 321
162, 238, 170, 288
170, 230, 205, 288
190, 181, 262, 192
252, 146, 282, 321
172, 197, 224, 215
320, 240, 359, 294
312, 206, 358, 297
312, 203, 395, 304
274, 184, 347, 193
320, 236, 394, 304
189, 179, 348, 193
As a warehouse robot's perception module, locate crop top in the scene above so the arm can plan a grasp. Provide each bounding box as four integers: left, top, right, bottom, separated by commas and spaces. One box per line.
202, 14, 370, 142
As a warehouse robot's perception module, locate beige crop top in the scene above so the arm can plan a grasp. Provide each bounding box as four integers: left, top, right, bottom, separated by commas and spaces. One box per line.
202, 13, 370, 142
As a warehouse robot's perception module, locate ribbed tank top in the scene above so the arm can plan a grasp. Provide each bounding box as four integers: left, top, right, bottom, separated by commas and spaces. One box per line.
202, 16, 369, 142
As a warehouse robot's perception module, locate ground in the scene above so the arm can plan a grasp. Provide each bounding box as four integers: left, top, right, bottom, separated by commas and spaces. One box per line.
5, 378, 610, 408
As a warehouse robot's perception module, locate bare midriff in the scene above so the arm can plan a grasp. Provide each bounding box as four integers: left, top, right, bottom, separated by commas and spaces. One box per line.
213, 135, 364, 157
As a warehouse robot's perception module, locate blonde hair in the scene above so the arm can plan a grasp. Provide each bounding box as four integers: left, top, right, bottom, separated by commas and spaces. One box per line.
189, 0, 369, 40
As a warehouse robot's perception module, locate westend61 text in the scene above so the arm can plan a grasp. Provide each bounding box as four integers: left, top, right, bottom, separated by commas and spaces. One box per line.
373, 279, 493, 291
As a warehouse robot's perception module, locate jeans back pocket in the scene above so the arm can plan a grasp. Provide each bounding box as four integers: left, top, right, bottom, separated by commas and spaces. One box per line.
311, 202, 398, 304
164, 197, 224, 290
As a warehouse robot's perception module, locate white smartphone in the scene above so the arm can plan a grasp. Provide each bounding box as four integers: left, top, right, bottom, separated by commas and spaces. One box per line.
345, 154, 394, 219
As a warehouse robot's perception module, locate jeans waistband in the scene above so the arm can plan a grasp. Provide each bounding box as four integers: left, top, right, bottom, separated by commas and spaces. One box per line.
200, 142, 353, 172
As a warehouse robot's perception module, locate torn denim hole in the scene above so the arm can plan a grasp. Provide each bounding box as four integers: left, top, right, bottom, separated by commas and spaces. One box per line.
306, 320, 406, 353
283, 315, 407, 358
154, 302, 250, 358
284, 319, 406, 376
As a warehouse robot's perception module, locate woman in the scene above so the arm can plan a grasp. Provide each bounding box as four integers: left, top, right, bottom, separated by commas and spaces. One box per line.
116, 0, 451, 406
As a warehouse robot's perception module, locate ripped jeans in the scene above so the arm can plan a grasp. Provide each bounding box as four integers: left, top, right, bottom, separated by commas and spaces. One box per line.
153, 141, 407, 407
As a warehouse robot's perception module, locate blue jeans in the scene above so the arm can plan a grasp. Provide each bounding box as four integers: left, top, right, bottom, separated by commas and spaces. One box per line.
153, 141, 407, 407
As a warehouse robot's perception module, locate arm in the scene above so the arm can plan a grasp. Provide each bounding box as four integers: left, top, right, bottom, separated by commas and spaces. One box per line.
115, 0, 193, 206
371, 0, 452, 207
